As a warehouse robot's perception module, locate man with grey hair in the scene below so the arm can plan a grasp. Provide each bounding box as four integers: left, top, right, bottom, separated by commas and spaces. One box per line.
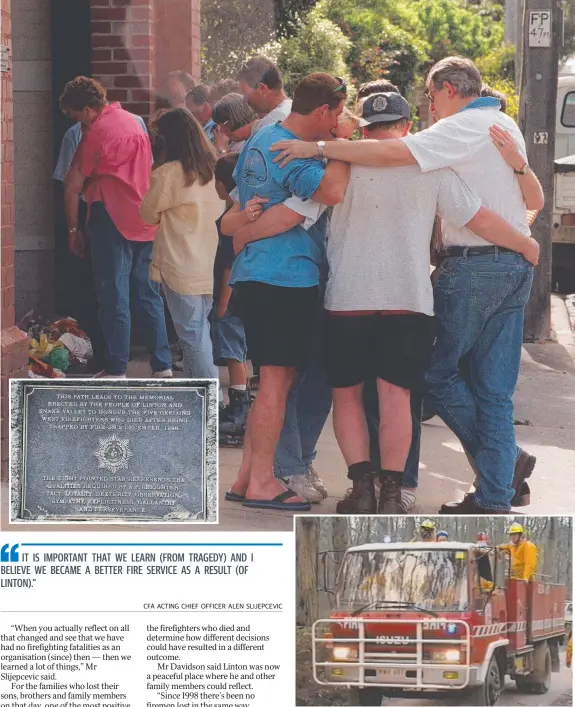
271, 55, 544, 515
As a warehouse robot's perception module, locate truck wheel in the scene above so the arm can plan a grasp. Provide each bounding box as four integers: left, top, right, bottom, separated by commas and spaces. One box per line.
350, 686, 384, 705
516, 642, 552, 695
469, 654, 503, 706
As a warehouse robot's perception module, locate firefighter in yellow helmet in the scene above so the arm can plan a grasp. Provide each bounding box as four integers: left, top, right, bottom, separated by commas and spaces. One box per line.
412, 519, 437, 542
567, 629, 572, 669
498, 523, 538, 582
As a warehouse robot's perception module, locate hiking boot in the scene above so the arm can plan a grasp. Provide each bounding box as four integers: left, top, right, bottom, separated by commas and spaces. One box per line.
307, 464, 328, 499
512, 450, 536, 506
336, 474, 376, 514
219, 388, 251, 447
439, 493, 510, 515
378, 473, 404, 514
283, 475, 323, 503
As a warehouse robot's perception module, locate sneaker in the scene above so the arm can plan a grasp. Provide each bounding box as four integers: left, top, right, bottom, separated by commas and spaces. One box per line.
172, 360, 184, 372
283, 474, 323, 504
152, 369, 173, 378
378, 473, 404, 514
307, 464, 328, 499
400, 488, 417, 513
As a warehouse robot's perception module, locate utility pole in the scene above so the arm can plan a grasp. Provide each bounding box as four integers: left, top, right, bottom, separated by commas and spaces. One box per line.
518, 0, 563, 341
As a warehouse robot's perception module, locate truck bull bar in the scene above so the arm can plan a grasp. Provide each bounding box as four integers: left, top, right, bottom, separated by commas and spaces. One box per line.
312, 618, 472, 690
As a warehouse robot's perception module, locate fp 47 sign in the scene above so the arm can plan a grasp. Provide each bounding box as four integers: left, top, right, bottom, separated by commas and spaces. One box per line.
528, 10, 551, 47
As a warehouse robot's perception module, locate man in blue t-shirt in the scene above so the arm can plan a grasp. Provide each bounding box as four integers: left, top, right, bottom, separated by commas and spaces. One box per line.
221, 73, 349, 511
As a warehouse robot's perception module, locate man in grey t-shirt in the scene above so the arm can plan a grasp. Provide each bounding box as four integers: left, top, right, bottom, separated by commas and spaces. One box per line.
325, 93, 539, 515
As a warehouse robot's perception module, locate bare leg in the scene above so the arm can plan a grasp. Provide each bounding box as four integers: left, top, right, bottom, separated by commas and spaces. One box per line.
377, 379, 411, 471
244, 365, 306, 503
227, 359, 248, 386
332, 383, 370, 464
229, 407, 253, 497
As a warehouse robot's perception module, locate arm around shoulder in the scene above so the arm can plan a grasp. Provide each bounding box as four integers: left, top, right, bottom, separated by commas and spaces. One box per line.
312, 160, 350, 205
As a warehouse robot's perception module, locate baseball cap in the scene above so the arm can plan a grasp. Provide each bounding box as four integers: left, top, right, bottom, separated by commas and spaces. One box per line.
359, 92, 411, 126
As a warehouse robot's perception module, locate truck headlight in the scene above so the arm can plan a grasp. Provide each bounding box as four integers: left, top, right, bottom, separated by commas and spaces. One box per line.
432, 649, 461, 663
333, 646, 358, 661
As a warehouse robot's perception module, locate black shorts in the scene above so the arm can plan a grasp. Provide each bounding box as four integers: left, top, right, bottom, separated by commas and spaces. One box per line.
234, 282, 319, 371
324, 312, 436, 389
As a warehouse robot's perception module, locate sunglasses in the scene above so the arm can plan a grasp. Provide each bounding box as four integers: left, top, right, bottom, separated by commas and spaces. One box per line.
332, 76, 347, 94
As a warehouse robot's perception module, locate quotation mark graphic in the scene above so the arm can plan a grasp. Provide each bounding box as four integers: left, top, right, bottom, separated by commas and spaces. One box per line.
0, 544, 19, 562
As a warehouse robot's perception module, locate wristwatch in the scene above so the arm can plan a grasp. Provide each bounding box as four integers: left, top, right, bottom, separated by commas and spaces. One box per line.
317, 140, 326, 159
514, 162, 530, 175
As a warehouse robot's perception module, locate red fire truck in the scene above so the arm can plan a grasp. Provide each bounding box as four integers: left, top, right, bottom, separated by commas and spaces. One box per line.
313, 541, 566, 706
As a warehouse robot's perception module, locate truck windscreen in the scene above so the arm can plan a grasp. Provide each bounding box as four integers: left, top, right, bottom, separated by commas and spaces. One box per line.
336, 550, 469, 613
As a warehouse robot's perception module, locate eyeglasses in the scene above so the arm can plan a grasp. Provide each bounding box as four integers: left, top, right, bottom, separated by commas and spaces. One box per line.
332, 76, 347, 94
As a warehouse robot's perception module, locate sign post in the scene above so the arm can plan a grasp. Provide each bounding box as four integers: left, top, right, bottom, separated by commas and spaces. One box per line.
518, 0, 563, 341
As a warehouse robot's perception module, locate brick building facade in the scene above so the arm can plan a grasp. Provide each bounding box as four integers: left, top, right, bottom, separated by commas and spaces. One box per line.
1, 0, 29, 482
0, 0, 201, 481
90, 0, 201, 120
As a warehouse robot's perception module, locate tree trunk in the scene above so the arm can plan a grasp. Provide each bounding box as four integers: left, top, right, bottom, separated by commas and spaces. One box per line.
297, 517, 320, 626
331, 517, 349, 553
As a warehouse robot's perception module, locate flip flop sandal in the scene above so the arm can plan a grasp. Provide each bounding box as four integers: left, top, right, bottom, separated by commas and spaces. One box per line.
224, 491, 245, 502
242, 489, 312, 511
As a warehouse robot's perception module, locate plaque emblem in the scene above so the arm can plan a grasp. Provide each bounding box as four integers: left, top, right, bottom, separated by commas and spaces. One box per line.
94, 434, 133, 473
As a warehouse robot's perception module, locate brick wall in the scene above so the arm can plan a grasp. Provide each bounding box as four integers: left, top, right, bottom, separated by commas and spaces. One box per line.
1, 0, 29, 483
90, 0, 201, 121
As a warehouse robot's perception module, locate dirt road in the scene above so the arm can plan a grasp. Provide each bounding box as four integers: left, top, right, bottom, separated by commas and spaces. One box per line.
384, 660, 572, 706
296, 629, 572, 706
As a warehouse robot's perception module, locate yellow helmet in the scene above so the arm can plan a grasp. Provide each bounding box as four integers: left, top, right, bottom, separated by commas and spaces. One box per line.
508, 522, 524, 535
421, 519, 437, 530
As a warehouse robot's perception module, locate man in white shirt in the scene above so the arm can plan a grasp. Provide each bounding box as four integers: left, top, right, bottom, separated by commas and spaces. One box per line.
238, 56, 292, 134
271, 57, 544, 515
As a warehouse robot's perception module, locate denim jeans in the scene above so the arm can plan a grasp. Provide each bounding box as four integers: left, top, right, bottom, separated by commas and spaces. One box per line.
88, 202, 172, 375
364, 381, 422, 488
425, 251, 534, 510
162, 282, 219, 379
273, 274, 332, 479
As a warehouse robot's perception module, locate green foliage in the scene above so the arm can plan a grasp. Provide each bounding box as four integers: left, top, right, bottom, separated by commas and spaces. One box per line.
201, 0, 512, 105
563, 0, 575, 61
489, 78, 519, 122
310, 0, 505, 96
351, 20, 428, 93
262, 5, 352, 94
200, 0, 319, 82
475, 43, 515, 84
403, 0, 504, 67
200, 0, 277, 82
475, 43, 517, 121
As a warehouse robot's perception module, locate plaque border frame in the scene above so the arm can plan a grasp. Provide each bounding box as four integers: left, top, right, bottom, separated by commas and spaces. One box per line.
8, 378, 218, 525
